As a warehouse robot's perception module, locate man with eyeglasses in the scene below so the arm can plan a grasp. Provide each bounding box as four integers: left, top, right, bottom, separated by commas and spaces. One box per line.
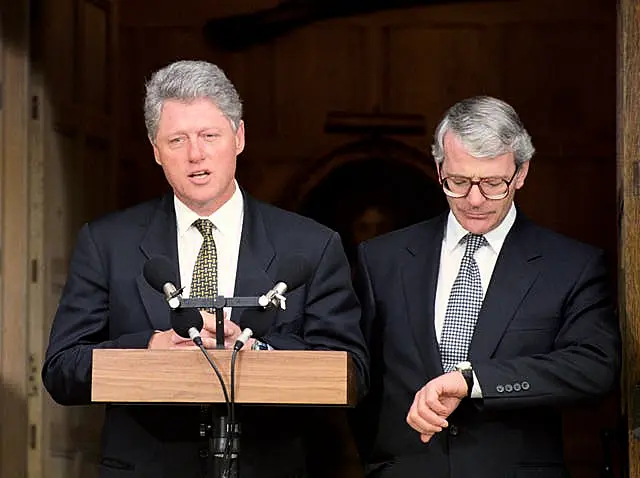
351, 96, 620, 478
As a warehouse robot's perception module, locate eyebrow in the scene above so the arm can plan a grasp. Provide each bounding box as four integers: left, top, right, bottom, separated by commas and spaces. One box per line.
442, 172, 507, 178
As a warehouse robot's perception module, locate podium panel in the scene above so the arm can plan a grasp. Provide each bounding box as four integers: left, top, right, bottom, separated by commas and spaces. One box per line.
92, 349, 355, 405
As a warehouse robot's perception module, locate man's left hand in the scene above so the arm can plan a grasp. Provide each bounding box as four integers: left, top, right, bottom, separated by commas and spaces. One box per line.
199, 311, 255, 349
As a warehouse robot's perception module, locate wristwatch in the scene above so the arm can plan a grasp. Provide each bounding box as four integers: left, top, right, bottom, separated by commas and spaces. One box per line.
251, 339, 270, 351
454, 361, 474, 396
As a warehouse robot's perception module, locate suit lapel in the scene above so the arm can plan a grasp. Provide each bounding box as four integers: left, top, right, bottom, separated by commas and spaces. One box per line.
402, 214, 447, 377
233, 192, 276, 329
469, 215, 543, 360
137, 193, 179, 331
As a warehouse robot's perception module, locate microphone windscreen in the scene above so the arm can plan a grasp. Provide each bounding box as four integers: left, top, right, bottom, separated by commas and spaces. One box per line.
278, 255, 311, 290
171, 308, 204, 339
238, 307, 276, 338
143, 256, 177, 292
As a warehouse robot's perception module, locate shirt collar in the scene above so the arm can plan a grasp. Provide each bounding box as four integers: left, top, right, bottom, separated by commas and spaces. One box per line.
174, 180, 244, 238
444, 203, 517, 254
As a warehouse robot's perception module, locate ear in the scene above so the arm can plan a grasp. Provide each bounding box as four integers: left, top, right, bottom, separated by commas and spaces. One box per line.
150, 137, 161, 166
235, 121, 245, 155
435, 161, 443, 184
514, 161, 530, 190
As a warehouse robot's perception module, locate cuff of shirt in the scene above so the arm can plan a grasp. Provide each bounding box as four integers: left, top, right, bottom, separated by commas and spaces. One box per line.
470, 371, 483, 398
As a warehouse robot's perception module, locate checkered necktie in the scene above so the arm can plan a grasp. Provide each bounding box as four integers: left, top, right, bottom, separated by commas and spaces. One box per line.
191, 218, 218, 313
440, 233, 487, 372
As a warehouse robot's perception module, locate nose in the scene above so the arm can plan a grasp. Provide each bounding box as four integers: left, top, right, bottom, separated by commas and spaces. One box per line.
466, 184, 486, 207
188, 137, 205, 162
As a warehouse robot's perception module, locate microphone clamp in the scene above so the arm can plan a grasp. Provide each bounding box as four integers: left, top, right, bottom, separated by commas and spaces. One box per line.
258, 282, 288, 310
257, 293, 287, 310
162, 284, 185, 309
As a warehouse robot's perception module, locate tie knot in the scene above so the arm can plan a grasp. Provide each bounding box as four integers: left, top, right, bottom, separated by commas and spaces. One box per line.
463, 233, 486, 257
193, 218, 214, 238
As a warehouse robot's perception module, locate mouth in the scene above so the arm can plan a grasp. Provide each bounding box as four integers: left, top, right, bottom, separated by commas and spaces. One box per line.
188, 170, 211, 179
463, 210, 491, 219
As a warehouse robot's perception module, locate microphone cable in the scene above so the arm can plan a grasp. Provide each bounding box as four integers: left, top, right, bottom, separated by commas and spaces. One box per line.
221, 328, 253, 477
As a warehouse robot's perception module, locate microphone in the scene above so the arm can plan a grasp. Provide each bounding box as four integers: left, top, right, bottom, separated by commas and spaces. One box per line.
258, 256, 311, 310
233, 328, 253, 351
143, 257, 183, 309
170, 307, 204, 346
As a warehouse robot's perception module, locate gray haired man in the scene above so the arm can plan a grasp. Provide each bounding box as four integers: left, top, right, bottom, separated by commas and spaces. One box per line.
43, 60, 368, 478
352, 96, 619, 478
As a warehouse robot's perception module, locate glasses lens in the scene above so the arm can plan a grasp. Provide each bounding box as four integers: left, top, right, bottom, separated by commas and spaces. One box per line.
442, 177, 510, 199
442, 177, 470, 197
478, 178, 509, 199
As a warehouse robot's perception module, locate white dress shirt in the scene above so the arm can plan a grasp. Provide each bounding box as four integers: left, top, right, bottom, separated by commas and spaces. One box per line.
174, 182, 244, 319
434, 204, 517, 397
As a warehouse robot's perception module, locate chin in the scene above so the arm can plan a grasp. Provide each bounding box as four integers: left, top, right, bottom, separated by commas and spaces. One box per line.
460, 218, 495, 235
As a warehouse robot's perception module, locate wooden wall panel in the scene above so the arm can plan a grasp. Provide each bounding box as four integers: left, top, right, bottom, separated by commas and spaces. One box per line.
214, 43, 279, 140
504, 25, 616, 156
119, 0, 278, 27
386, 26, 504, 123
82, 2, 110, 112
272, 24, 370, 138
47, 0, 76, 105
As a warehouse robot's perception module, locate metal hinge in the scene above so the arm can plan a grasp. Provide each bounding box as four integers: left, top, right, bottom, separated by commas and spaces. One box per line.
31, 259, 38, 283
29, 424, 37, 450
633, 383, 640, 440
31, 95, 39, 120
27, 353, 39, 398
633, 161, 640, 197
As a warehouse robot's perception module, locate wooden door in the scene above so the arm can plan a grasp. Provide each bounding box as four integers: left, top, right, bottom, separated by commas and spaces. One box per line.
26, 0, 118, 477
0, 0, 30, 476
619, 0, 640, 477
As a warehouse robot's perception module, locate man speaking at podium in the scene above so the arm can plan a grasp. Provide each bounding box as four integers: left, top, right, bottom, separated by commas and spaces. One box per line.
42, 60, 368, 478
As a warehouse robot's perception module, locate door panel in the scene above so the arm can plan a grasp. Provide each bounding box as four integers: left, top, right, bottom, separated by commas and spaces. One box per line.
28, 0, 118, 477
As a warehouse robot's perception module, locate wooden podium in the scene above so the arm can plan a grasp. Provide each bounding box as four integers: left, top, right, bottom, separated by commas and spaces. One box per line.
92, 349, 356, 406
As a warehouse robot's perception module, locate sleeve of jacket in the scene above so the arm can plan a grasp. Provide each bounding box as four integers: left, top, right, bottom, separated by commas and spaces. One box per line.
349, 242, 385, 457
474, 250, 620, 410
263, 231, 370, 400
41, 223, 154, 406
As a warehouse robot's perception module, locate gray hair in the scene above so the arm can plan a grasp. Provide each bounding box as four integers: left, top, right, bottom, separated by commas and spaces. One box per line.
431, 96, 535, 166
144, 60, 243, 142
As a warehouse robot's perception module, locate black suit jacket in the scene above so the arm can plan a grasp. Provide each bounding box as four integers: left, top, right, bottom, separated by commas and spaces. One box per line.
42, 191, 369, 478
352, 212, 619, 478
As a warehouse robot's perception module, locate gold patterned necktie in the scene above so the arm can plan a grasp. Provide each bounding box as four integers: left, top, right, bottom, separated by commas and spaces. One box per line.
190, 218, 218, 313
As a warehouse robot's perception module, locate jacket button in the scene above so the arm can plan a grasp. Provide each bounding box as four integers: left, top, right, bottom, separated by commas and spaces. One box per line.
505, 384, 513, 393
513, 383, 521, 392
521, 381, 530, 390
449, 425, 459, 436
496, 384, 505, 393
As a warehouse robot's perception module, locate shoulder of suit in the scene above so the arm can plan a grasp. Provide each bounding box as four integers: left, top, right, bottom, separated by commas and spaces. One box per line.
83, 196, 166, 237
247, 194, 337, 237
360, 214, 445, 253
514, 215, 603, 258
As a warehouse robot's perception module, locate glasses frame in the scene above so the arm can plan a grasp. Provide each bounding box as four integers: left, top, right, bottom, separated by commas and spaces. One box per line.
439, 166, 520, 200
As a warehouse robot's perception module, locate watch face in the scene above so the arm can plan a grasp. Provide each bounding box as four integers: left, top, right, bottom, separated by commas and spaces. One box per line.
456, 361, 472, 370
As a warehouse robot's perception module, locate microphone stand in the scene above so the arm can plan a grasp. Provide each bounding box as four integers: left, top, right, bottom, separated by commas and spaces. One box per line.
179, 295, 266, 348
177, 294, 282, 478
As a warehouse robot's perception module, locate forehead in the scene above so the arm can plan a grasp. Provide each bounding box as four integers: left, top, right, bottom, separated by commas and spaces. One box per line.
157, 98, 230, 134
442, 132, 515, 176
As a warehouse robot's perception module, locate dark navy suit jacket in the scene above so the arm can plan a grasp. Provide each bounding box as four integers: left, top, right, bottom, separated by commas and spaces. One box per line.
43, 191, 369, 478
352, 212, 619, 478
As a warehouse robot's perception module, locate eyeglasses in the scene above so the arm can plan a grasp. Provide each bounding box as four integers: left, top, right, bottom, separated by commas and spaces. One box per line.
440, 167, 520, 200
